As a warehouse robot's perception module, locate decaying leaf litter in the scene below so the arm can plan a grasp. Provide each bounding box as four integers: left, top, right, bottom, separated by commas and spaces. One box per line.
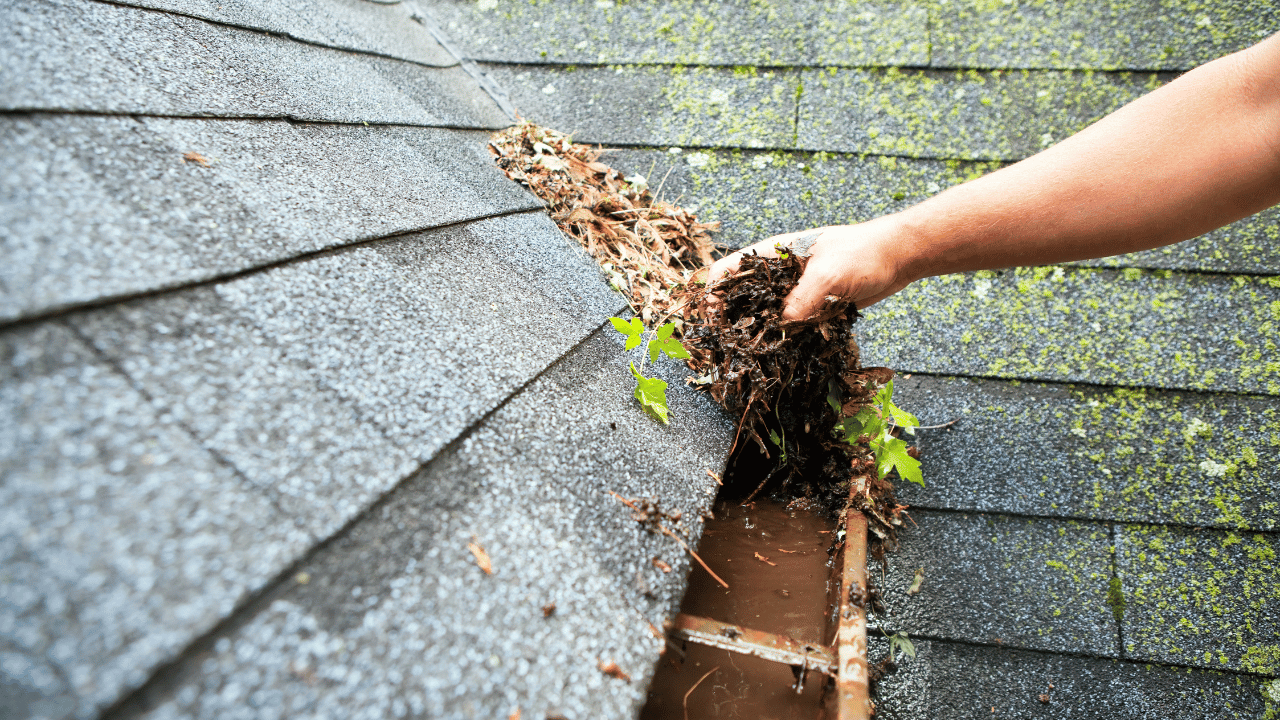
489, 121, 914, 547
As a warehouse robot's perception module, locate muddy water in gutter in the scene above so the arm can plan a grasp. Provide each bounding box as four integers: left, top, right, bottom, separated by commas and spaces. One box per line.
641, 499, 836, 719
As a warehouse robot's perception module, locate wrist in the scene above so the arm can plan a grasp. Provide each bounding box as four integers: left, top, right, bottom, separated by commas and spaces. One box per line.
876, 209, 936, 288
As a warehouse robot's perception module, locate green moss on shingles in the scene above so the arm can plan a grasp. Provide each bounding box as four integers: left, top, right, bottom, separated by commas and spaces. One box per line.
931, 0, 1278, 71
1041, 387, 1279, 530
656, 66, 800, 149
448, 0, 929, 66
861, 266, 1280, 396
798, 66, 1160, 161
1121, 525, 1280, 673
982, 516, 1115, 645
1107, 576, 1126, 624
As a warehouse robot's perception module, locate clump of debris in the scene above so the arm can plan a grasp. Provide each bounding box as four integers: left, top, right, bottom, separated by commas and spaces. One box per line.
490, 121, 716, 325
490, 122, 909, 547
682, 252, 908, 545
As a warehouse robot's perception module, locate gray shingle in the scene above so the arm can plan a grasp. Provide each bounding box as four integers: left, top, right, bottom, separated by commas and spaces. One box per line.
932, 0, 1279, 72
1118, 524, 1280, 675
859, 268, 1280, 396
0, 115, 536, 322
116, 0, 456, 66
0, 0, 506, 127
71, 287, 421, 539
73, 211, 623, 530
0, 323, 311, 719
427, 0, 929, 66
892, 375, 1280, 532
798, 67, 1161, 160
482, 64, 800, 149
131, 325, 733, 720
869, 637, 1271, 719
604, 147, 1280, 275
873, 511, 1117, 656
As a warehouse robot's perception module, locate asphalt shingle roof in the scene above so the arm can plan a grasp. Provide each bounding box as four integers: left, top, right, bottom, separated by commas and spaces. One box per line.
3, 0, 1277, 718
435, 0, 1279, 715
1, 1, 732, 718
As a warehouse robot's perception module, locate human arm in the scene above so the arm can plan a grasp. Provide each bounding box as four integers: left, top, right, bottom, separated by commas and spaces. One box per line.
709, 32, 1280, 320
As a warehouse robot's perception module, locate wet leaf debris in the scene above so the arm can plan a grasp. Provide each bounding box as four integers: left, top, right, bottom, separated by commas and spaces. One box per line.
683, 251, 911, 545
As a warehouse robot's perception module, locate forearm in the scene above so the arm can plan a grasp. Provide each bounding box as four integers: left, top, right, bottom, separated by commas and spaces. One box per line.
893, 33, 1280, 284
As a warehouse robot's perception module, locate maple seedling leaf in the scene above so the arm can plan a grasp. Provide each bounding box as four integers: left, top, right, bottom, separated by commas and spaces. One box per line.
879, 380, 920, 432
630, 362, 670, 424
876, 435, 924, 487
648, 322, 692, 362
610, 317, 645, 351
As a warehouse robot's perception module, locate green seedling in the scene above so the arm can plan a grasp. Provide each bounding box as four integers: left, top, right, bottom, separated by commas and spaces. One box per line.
612, 318, 691, 425
630, 362, 671, 424
885, 630, 916, 663
833, 380, 924, 486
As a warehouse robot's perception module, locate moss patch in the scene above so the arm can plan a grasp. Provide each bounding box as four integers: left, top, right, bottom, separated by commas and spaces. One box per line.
861, 267, 1280, 396
797, 66, 1163, 160
933, 0, 1280, 71
1119, 524, 1280, 674
433, 0, 929, 66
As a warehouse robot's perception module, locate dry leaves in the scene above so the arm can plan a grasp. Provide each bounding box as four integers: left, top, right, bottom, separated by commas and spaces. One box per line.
467, 539, 493, 575
490, 122, 718, 324
598, 660, 631, 682
182, 151, 211, 167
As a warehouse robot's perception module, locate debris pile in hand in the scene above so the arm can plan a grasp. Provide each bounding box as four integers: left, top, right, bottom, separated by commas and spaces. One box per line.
490, 121, 717, 325
682, 252, 908, 545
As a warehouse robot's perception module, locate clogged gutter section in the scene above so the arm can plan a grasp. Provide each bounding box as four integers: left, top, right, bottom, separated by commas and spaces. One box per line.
491, 122, 920, 719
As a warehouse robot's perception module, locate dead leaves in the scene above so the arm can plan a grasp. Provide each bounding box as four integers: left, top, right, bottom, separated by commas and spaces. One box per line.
467, 539, 493, 575
490, 122, 718, 322
182, 151, 211, 167
598, 660, 631, 682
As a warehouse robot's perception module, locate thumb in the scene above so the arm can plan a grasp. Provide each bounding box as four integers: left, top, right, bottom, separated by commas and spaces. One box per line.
781, 268, 834, 322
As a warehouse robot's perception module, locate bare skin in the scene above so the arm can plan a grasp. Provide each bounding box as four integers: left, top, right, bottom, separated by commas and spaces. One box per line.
709, 32, 1280, 321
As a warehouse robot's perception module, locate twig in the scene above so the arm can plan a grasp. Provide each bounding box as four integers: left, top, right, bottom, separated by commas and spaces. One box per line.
683, 666, 719, 720
914, 418, 960, 430
743, 462, 786, 504
663, 527, 729, 589
608, 492, 728, 589
654, 163, 677, 203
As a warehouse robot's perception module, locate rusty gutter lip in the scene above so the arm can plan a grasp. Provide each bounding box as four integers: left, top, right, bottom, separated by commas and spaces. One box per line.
670, 613, 838, 677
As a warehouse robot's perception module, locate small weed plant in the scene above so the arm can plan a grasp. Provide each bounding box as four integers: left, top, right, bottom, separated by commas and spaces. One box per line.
885, 630, 917, 663
610, 317, 691, 424
831, 380, 924, 486
612, 316, 923, 489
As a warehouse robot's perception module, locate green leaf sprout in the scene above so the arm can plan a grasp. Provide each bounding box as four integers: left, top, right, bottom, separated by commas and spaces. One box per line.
630, 362, 671, 424
835, 379, 924, 487
611, 318, 692, 426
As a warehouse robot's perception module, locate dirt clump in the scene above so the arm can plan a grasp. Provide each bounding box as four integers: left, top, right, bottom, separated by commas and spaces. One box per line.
682, 252, 908, 546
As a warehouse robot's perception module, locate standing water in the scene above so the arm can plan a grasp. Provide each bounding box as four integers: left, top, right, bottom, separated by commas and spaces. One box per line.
641, 498, 837, 719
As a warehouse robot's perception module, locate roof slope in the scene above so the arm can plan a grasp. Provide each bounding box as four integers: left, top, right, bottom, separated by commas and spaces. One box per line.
1, 1, 733, 718
428, 0, 1280, 716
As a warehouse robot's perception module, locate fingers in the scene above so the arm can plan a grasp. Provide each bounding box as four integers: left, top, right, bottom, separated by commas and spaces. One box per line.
780, 269, 833, 322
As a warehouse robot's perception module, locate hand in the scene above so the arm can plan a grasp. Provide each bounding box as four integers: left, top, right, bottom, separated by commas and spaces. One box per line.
707, 215, 915, 322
